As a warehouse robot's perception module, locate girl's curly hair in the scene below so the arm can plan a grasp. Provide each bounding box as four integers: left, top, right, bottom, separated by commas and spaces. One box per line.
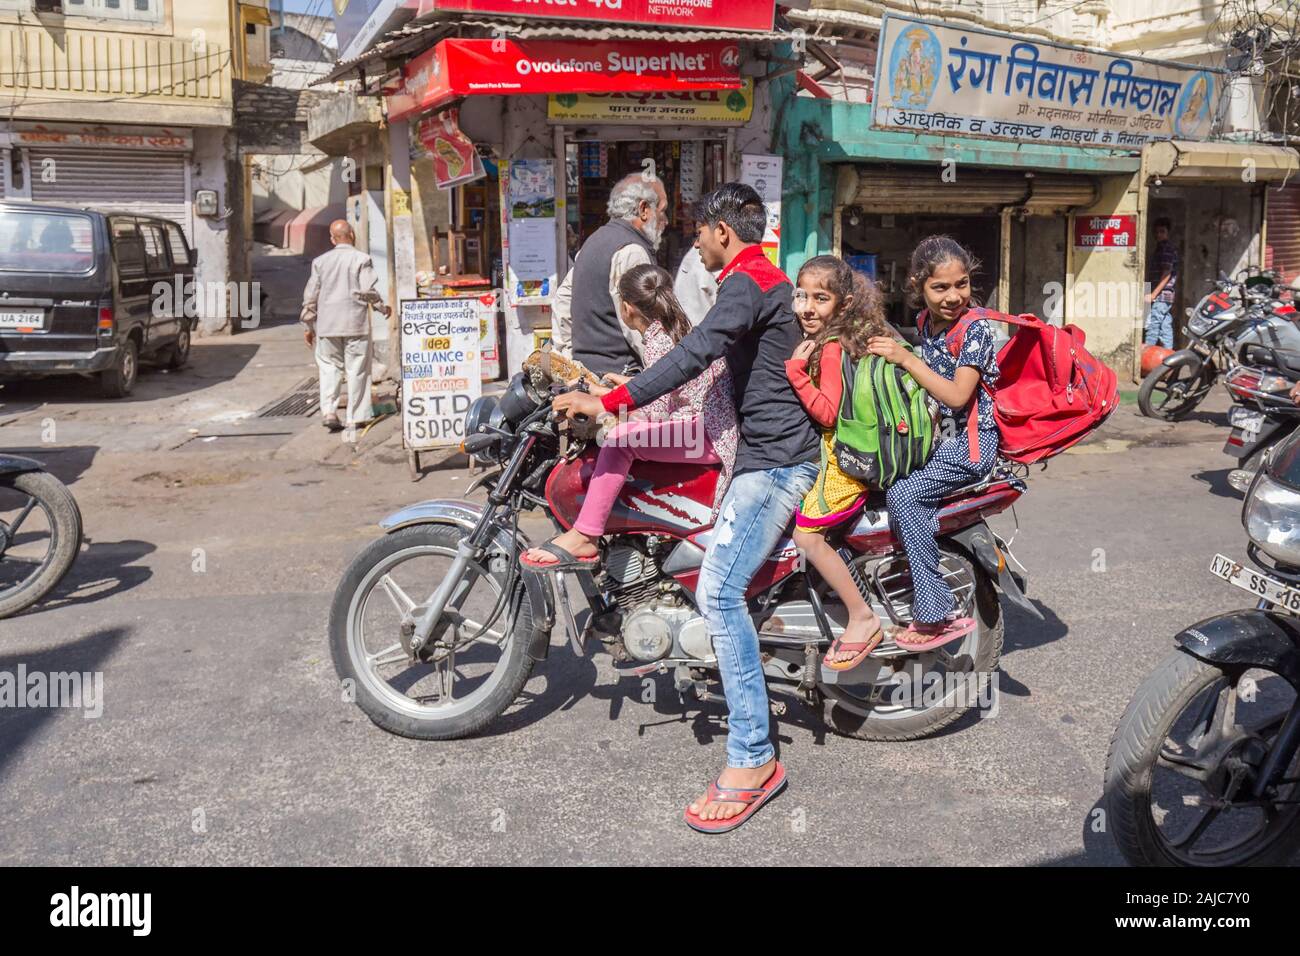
796, 256, 889, 382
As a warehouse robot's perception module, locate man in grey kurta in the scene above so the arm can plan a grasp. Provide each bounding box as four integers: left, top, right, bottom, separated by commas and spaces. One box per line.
300, 221, 391, 430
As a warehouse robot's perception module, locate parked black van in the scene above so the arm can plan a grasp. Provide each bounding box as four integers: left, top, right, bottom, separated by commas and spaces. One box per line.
0, 201, 195, 398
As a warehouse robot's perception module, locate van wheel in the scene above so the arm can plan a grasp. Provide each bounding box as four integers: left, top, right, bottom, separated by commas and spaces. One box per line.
167, 323, 191, 370
100, 339, 138, 399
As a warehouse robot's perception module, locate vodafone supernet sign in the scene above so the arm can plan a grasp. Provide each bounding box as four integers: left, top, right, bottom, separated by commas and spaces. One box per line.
423, 0, 776, 33
515, 49, 724, 77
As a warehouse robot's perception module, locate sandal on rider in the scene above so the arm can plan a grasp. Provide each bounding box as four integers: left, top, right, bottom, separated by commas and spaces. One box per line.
684, 762, 788, 835
822, 620, 884, 672
895, 616, 977, 652
519, 539, 600, 572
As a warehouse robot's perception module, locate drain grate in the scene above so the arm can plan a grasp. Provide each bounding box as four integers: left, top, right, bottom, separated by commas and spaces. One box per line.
255, 377, 320, 418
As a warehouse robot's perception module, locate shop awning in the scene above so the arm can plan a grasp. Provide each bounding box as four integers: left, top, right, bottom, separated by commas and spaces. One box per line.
836, 166, 1099, 215
387, 37, 744, 123
1147, 140, 1300, 183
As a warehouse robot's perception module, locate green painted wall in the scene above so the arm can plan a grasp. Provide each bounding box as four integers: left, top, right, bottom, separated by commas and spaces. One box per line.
774, 91, 1143, 277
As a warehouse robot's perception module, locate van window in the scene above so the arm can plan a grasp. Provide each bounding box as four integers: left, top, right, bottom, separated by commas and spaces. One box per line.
139, 222, 171, 275
0, 209, 96, 273
111, 219, 145, 276
163, 222, 191, 267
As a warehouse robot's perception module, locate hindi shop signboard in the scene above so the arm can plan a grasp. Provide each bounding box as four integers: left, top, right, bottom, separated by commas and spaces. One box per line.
1074, 214, 1137, 250
388, 38, 742, 122
400, 297, 483, 450
420, 0, 777, 32
872, 14, 1220, 148
547, 79, 754, 125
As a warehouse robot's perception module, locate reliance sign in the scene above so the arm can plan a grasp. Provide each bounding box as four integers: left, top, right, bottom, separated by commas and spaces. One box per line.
418, 0, 777, 32
388, 38, 743, 121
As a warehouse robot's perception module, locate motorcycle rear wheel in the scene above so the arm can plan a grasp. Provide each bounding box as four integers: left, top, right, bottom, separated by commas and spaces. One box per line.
329, 524, 538, 740
1137, 363, 1205, 421
1104, 649, 1300, 866
820, 551, 1004, 741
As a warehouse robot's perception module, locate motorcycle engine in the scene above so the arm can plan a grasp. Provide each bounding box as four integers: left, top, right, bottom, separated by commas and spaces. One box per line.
603, 543, 712, 663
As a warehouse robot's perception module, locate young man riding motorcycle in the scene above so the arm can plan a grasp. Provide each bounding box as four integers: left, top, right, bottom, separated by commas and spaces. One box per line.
554, 182, 820, 832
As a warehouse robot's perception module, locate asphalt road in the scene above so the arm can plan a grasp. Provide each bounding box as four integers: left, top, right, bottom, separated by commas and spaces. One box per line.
0, 361, 1289, 865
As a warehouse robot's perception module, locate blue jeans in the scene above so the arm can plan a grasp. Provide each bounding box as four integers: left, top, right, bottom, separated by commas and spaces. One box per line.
698, 460, 818, 769
1144, 300, 1174, 349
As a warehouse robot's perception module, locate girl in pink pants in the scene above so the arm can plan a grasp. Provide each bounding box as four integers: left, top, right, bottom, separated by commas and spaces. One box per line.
522, 264, 738, 570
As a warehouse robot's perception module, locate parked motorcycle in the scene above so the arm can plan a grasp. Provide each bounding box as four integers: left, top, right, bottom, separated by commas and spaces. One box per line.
1222, 352, 1300, 494
1138, 270, 1295, 421
1104, 427, 1300, 866
0, 454, 82, 619
329, 373, 1041, 743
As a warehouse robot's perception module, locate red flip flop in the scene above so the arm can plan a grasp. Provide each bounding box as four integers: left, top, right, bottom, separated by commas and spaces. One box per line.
684, 762, 788, 834
895, 616, 977, 652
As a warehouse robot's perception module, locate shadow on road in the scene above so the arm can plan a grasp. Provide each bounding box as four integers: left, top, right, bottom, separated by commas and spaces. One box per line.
0, 445, 98, 488
1192, 468, 1242, 500
31, 539, 156, 614
0, 342, 261, 407
1003, 597, 1069, 655
0, 626, 131, 778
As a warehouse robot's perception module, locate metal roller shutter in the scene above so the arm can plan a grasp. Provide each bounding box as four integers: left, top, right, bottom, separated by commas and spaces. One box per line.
28, 149, 191, 239
1267, 185, 1300, 285
838, 166, 1098, 215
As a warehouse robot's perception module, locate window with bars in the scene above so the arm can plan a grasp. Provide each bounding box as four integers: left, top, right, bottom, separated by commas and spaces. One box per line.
23, 0, 163, 21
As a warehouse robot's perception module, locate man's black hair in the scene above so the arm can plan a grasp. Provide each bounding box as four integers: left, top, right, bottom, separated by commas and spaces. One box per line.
1154, 216, 1172, 231
698, 182, 767, 244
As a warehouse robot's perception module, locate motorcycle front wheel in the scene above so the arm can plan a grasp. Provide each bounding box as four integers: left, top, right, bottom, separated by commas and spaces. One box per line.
1104, 649, 1300, 866
1137, 362, 1207, 421
328, 523, 538, 740
0, 470, 83, 619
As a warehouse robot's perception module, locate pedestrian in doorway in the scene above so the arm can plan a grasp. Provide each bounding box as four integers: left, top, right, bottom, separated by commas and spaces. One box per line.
1144, 217, 1179, 350
300, 220, 391, 432
550, 172, 668, 376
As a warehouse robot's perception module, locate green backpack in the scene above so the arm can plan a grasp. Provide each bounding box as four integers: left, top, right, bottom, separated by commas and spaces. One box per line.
833, 347, 935, 488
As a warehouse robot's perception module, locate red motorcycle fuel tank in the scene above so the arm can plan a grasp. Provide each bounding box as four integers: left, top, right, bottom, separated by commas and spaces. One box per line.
545, 447, 720, 539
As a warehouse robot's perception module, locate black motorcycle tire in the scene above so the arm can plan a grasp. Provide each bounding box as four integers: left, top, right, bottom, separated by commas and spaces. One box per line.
823, 559, 1003, 742
328, 524, 538, 741
1104, 649, 1300, 866
1137, 363, 1206, 421
0, 470, 83, 619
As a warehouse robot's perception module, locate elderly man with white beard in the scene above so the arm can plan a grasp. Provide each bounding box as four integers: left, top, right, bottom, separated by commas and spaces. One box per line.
550, 172, 668, 377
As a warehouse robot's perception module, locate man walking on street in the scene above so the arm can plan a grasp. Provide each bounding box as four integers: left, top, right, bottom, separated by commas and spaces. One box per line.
553, 183, 820, 833
1144, 217, 1179, 350
300, 220, 391, 432
550, 173, 668, 375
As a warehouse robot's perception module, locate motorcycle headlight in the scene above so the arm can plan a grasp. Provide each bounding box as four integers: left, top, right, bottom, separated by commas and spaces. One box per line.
1243, 472, 1300, 567
464, 395, 503, 439
1188, 313, 1217, 337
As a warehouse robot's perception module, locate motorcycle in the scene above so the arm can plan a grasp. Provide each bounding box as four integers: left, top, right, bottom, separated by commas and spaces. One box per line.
0, 454, 82, 619
329, 372, 1042, 743
1104, 427, 1300, 866
1222, 351, 1300, 494
1138, 270, 1296, 421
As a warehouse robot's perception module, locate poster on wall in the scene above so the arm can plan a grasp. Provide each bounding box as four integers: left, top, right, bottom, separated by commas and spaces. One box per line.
417, 109, 485, 190
872, 13, 1221, 147
741, 154, 783, 268
503, 159, 558, 306
1074, 214, 1138, 250
478, 291, 501, 380
399, 297, 483, 450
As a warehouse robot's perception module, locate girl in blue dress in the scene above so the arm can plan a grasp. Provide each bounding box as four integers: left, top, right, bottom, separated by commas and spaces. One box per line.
866, 236, 1000, 651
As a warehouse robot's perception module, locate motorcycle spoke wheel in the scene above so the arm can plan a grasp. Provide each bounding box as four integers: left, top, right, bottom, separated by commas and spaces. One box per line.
348, 543, 514, 721
1147, 668, 1300, 865
0, 485, 58, 603
1142, 365, 1201, 419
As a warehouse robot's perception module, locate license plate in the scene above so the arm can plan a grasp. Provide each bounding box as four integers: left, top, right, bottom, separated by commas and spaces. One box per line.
1210, 553, 1300, 612
1229, 407, 1265, 433
0, 310, 45, 331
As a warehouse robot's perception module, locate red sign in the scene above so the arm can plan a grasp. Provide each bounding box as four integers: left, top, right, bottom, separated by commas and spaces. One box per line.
418, 0, 776, 32
388, 38, 742, 122
1074, 214, 1137, 250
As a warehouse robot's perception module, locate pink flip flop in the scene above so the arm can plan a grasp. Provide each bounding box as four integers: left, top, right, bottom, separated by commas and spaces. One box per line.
684, 762, 788, 835
519, 540, 600, 572
895, 616, 977, 652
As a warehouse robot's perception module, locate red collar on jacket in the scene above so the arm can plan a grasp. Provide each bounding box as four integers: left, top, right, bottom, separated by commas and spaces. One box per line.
717, 245, 789, 292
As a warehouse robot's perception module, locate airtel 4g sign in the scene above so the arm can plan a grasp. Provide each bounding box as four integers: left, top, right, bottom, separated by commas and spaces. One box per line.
420, 0, 777, 32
